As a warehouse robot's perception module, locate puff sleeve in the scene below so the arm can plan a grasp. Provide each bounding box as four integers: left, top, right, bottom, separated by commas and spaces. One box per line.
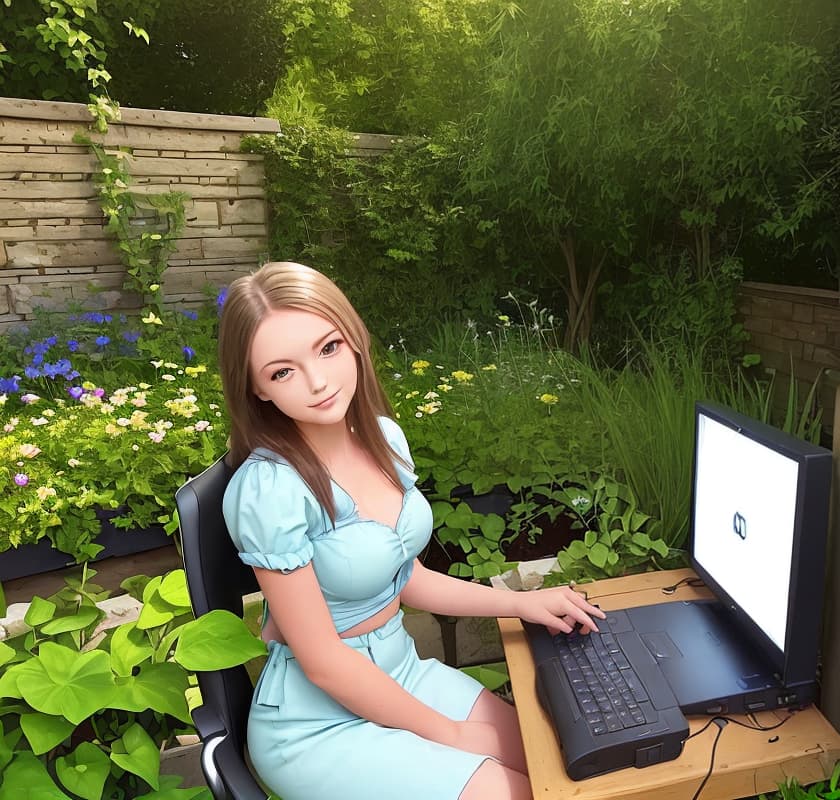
379, 415, 414, 470
222, 456, 321, 572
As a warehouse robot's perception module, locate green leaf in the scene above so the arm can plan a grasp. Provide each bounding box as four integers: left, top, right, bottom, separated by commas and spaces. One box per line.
110, 722, 160, 789
460, 661, 509, 692
55, 742, 111, 800
24, 596, 57, 627
0, 752, 72, 799
587, 542, 610, 569
19, 712, 75, 754
174, 611, 266, 671
15, 642, 115, 724
0, 642, 14, 668
157, 570, 191, 609
478, 513, 505, 542
109, 621, 154, 677
111, 662, 190, 723
40, 605, 102, 635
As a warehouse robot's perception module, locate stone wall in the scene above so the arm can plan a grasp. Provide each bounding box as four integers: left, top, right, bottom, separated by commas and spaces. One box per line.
739, 281, 840, 429
0, 97, 281, 329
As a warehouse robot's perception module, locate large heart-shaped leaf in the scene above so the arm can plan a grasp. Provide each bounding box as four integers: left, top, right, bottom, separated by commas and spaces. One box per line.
111, 662, 190, 723
0, 752, 72, 799
19, 712, 75, 755
55, 742, 112, 800
15, 643, 115, 724
157, 570, 191, 609
109, 622, 154, 678
174, 610, 266, 671
110, 722, 160, 790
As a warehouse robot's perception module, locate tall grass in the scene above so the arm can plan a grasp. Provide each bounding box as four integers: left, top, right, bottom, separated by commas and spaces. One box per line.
555, 341, 717, 549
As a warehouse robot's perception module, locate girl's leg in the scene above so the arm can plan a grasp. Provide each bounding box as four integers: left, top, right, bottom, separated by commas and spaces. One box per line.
467, 689, 528, 774
459, 760, 532, 800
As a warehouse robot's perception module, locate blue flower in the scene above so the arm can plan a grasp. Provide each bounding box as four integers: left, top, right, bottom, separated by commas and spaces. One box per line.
25, 365, 42, 379
122, 330, 141, 343
182, 310, 199, 321
182, 345, 196, 362
68, 386, 84, 400
31, 353, 44, 366
216, 287, 228, 312
0, 375, 21, 393
43, 362, 62, 379
67, 340, 79, 352
104, 314, 113, 323
95, 335, 110, 347
46, 335, 57, 347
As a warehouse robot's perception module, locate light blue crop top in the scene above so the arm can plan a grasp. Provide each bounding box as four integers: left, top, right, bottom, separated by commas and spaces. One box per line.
222, 416, 433, 634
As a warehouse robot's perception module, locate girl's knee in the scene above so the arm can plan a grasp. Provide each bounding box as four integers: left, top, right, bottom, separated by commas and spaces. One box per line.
459, 760, 532, 800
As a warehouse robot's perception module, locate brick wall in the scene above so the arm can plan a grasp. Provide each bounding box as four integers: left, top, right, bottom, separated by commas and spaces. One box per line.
739, 281, 840, 427
0, 97, 281, 329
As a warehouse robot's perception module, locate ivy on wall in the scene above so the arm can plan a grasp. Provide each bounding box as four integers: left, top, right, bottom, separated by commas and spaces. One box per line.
77, 134, 189, 311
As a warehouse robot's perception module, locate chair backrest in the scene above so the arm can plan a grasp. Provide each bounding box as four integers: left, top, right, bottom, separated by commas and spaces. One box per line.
175, 455, 264, 797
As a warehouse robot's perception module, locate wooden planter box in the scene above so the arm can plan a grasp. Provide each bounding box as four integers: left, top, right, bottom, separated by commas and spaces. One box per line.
0, 513, 171, 582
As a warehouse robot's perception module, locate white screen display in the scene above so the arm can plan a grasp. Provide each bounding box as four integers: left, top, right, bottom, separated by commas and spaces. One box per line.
693, 413, 798, 651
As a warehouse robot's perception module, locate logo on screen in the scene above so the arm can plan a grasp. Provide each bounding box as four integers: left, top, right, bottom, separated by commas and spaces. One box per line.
733, 511, 747, 540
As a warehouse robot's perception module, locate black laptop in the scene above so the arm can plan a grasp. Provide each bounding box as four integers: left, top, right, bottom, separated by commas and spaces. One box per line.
523, 401, 832, 780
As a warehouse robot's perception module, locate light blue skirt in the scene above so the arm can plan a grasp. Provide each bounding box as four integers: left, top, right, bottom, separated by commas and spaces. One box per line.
247, 610, 488, 800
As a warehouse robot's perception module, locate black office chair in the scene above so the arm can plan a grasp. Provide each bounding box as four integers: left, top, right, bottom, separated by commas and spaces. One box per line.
175, 455, 270, 800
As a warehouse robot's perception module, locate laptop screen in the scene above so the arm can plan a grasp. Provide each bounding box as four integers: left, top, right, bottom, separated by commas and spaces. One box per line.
692, 412, 798, 652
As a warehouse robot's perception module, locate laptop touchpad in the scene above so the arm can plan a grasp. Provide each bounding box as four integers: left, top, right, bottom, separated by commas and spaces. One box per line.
641, 632, 683, 660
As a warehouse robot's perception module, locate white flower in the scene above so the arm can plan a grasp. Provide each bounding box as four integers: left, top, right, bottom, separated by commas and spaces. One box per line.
19, 444, 41, 458
161, 374, 176, 382
21, 393, 40, 404
31, 417, 49, 426
194, 420, 211, 432
148, 430, 166, 443
36, 486, 57, 501
68, 458, 81, 467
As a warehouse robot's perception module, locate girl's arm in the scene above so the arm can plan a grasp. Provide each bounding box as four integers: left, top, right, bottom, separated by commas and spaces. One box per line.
253, 564, 503, 757
401, 559, 606, 634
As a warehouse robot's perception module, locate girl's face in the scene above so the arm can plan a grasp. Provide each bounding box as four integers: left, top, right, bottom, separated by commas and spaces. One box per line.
249, 307, 358, 431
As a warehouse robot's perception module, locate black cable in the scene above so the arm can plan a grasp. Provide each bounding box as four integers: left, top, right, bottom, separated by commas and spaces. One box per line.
690, 718, 727, 800
687, 712, 795, 800
661, 576, 706, 595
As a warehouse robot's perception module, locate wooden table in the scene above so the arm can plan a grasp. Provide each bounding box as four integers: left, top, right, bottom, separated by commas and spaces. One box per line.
497, 568, 840, 800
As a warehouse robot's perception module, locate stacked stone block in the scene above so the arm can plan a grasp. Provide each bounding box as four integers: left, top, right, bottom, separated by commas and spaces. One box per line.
0, 97, 280, 329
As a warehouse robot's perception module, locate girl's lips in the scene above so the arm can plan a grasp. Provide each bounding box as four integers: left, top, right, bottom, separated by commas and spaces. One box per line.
310, 390, 339, 409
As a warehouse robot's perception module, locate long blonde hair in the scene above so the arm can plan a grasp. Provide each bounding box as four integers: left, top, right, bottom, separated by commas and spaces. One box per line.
218, 261, 403, 522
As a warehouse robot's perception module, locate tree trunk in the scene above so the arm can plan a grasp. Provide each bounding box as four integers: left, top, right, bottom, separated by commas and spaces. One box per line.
559, 234, 604, 353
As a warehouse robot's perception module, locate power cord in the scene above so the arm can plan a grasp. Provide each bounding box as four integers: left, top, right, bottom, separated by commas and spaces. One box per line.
688, 712, 795, 800
661, 576, 706, 595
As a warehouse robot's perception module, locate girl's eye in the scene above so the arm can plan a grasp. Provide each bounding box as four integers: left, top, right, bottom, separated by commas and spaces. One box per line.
271, 367, 291, 381
321, 339, 341, 356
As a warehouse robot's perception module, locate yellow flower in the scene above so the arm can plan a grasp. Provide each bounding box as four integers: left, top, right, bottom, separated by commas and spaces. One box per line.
436, 383, 453, 392
481, 364, 498, 371
411, 359, 430, 375
450, 370, 474, 383
416, 401, 442, 416
142, 311, 163, 325
185, 364, 207, 376
149, 283, 160, 291
538, 393, 559, 405
36, 486, 57, 501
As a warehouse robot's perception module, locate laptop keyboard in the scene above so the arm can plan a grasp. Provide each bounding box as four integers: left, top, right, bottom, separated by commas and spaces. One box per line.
553, 631, 653, 735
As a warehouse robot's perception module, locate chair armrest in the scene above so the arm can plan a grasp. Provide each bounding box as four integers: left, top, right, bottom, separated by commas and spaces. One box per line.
189, 704, 269, 800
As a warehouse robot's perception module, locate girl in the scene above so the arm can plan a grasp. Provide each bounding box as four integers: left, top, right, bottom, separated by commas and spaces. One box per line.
219, 262, 605, 800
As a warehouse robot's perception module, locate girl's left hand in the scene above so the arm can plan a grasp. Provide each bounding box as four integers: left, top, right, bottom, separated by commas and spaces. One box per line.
514, 585, 606, 635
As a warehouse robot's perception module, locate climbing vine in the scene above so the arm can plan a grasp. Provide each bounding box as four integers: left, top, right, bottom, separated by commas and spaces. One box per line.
77, 134, 189, 311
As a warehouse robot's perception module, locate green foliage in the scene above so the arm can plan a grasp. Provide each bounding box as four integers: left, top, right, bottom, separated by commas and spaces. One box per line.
78, 136, 188, 311
244, 125, 507, 345
105, 0, 285, 115
460, 661, 510, 693
465, 0, 838, 350
0, 301, 227, 561
0, 0, 152, 127
758, 761, 840, 800
0, 567, 265, 799
544, 473, 682, 585
265, 0, 506, 133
